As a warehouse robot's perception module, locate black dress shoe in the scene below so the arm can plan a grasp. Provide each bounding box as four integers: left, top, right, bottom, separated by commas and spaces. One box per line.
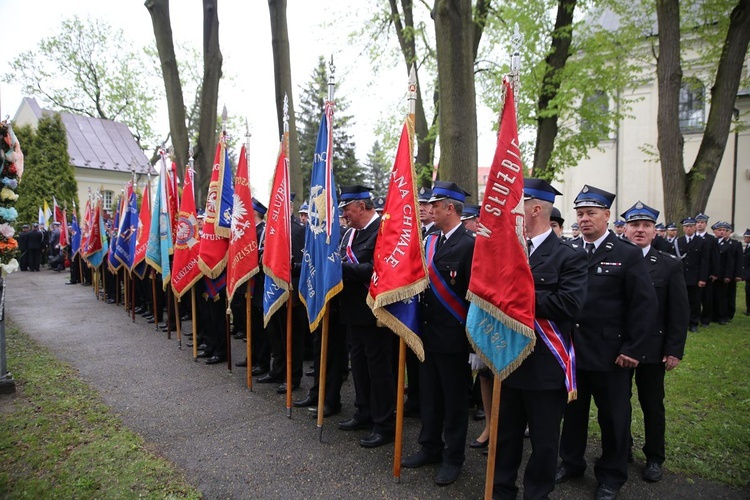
196, 351, 212, 359
106, 298, 116, 304
359, 432, 393, 448
158, 322, 167, 328
555, 464, 584, 484
146, 318, 155, 324
338, 418, 372, 431
469, 438, 489, 449
305, 368, 315, 377
293, 395, 318, 408
251, 366, 268, 376
257, 374, 280, 384
276, 382, 299, 394
595, 483, 619, 500
473, 408, 486, 421
64, 281, 76, 285
642, 461, 663, 482
134, 306, 145, 314
180, 314, 189, 321
205, 355, 225, 365
435, 463, 461, 485
308, 405, 341, 418
235, 359, 247, 367
401, 450, 442, 468
232, 331, 245, 340
198, 343, 208, 351
689, 325, 698, 333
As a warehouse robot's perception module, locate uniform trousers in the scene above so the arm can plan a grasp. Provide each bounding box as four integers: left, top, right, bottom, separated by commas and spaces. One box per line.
700, 281, 714, 325
203, 293, 227, 359
348, 324, 395, 434
686, 285, 702, 328
493, 385, 567, 500
632, 363, 666, 464
726, 281, 737, 319
307, 318, 347, 410
560, 368, 631, 488
418, 351, 471, 466
250, 304, 270, 370
712, 281, 729, 323
267, 303, 305, 385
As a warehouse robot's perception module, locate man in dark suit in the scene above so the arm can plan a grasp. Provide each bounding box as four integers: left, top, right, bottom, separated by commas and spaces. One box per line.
695, 213, 719, 326
569, 222, 581, 244
336, 185, 396, 449
26, 223, 44, 272
17, 224, 29, 271
652, 223, 673, 253
743, 229, 750, 315
623, 201, 688, 484
712, 222, 736, 325
674, 218, 710, 332
401, 181, 474, 486
492, 179, 587, 500
556, 185, 657, 500
725, 224, 745, 320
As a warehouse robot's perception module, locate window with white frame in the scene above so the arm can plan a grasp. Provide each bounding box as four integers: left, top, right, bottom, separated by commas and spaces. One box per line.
679, 78, 705, 132
102, 190, 114, 211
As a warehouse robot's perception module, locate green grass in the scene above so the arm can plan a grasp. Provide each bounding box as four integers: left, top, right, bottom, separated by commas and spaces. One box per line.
628, 285, 750, 487
0, 323, 201, 499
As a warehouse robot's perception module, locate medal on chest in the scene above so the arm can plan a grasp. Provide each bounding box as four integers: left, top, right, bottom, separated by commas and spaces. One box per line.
450, 270, 457, 285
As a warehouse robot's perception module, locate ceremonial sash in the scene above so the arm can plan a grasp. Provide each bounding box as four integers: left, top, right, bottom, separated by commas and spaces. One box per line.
203, 273, 226, 300
426, 234, 468, 324
344, 228, 357, 264
534, 318, 577, 402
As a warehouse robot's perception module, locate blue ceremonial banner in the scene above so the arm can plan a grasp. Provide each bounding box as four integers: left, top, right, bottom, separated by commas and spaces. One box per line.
114, 187, 137, 269
70, 212, 81, 256
214, 145, 234, 239
146, 153, 174, 288
299, 102, 343, 331
263, 274, 286, 321
108, 196, 122, 271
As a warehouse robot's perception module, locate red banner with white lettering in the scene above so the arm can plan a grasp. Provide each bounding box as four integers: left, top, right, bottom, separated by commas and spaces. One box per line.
198, 141, 230, 279
367, 119, 427, 361
227, 145, 259, 302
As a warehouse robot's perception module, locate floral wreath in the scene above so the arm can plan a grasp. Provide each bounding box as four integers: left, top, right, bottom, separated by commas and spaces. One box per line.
0, 120, 23, 276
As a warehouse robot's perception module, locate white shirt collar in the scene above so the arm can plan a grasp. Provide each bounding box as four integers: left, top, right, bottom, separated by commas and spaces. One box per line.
362, 212, 380, 231
528, 228, 553, 255
641, 244, 651, 257
584, 231, 610, 250
442, 222, 463, 241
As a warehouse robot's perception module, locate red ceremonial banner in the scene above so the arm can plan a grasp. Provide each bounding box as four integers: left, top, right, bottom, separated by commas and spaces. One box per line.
261, 143, 292, 321
367, 119, 427, 361
198, 141, 230, 278
132, 181, 152, 278
167, 160, 180, 244
227, 145, 259, 302
171, 166, 203, 299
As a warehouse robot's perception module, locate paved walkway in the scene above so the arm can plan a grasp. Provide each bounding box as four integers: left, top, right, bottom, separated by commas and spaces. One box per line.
5, 270, 747, 499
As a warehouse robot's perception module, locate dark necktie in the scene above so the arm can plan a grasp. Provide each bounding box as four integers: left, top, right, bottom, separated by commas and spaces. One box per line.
437, 234, 446, 252
585, 242, 595, 258
527, 239, 533, 255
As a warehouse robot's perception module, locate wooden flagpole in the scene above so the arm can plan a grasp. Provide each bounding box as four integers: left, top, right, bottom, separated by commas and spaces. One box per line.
316, 308, 330, 442
251, 290, 255, 391
285, 295, 293, 418
225, 295, 232, 371
174, 294, 182, 350
483, 25, 523, 500
191, 288, 198, 361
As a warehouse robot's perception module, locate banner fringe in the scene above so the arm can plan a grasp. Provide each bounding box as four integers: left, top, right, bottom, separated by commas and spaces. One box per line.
300, 282, 343, 332
367, 278, 427, 311
227, 266, 259, 302
198, 254, 228, 279
263, 290, 288, 328
372, 305, 425, 362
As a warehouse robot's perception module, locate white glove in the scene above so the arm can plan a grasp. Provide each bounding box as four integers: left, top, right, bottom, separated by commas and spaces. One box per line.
469, 353, 486, 371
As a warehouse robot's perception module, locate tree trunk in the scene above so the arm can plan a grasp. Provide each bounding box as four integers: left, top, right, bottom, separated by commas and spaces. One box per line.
688, 0, 750, 214
268, 0, 303, 205
532, 0, 576, 179
656, 0, 686, 225
388, 0, 436, 184
193, 0, 222, 207
433, 0, 478, 199
145, 0, 189, 177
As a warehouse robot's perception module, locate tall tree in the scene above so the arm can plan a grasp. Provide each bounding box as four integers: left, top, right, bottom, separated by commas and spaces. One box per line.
296, 57, 364, 190
656, 0, 750, 223
433, 0, 487, 198
4, 16, 159, 153
145, 0, 189, 179
363, 141, 392, 192
146, 0, 223, 206
268, 0, 303, 205
15, 115, 78, 226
